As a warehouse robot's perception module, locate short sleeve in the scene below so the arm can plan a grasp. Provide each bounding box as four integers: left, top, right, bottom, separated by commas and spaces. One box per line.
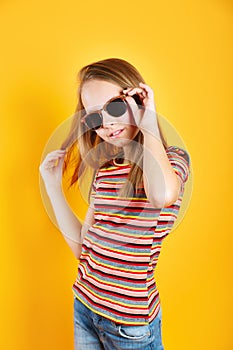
166, 146, 190, 185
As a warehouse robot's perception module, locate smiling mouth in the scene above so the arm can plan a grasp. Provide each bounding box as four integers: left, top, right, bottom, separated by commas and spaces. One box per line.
109, 129, 125, 138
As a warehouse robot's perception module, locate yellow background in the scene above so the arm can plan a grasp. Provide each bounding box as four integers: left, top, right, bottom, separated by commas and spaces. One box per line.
1, 0, 232, 349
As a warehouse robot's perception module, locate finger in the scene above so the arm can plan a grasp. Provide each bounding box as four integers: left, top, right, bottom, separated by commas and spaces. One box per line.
42, 156, 65, 170
128, 89, 148, 101
48, 150, 67, 156
124, 87, 144, 95
44, 157, 63, 166
138, 82, 154, 98
125, 95, 138, 107
45, 151, 66, 161
57, 156, 65, 168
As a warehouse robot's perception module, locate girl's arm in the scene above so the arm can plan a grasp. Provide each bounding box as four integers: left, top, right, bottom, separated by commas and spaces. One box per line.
142, 131, 181, 207
123, 83, 182, 208
39, 149, 94, 259
62, 204, 95, 259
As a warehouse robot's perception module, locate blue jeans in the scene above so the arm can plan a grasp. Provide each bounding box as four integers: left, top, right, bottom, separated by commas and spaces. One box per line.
73, 297, 164, 350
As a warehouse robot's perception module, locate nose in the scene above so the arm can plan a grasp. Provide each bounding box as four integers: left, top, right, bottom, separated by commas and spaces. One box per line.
101, 110, 117, 128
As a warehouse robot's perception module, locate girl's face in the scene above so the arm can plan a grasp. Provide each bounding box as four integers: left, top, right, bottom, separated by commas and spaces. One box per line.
81, 79, 139, 147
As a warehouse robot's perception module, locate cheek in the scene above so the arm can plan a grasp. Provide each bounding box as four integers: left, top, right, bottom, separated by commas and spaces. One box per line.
116, 111, 136, 127
95, 129, 106, 139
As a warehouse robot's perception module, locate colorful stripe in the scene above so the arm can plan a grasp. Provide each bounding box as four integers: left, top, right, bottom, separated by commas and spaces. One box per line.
72, 146, 190, 325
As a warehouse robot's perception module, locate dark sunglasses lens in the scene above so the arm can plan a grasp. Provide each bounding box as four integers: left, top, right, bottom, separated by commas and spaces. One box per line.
85, 113, 102, 130
106, 99, 127, 117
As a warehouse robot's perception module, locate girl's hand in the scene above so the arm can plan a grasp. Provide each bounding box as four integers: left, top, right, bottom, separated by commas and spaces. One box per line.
123, 82, 160, 137
123, 82, 156, 112
39, 149, 67, 191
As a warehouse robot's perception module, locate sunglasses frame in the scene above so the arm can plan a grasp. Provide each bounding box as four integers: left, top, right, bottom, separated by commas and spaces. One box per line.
81, 94, 128, 130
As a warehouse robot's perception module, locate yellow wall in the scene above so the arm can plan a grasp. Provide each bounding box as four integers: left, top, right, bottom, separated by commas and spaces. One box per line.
1, 1, 232, 349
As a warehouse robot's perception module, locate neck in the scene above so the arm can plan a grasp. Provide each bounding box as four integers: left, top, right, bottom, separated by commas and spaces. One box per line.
123, 140, 141, 164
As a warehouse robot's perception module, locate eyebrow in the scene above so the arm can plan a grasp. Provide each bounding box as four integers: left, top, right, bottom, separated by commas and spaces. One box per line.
85, 104, 103, 114
85, 94, 123, 113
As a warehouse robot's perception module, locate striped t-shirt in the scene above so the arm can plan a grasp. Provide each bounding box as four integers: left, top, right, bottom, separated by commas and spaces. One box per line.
72, 145, 190, 325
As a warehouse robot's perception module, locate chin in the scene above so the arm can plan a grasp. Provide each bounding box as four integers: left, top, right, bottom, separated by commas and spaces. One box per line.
110, 137, 133, 147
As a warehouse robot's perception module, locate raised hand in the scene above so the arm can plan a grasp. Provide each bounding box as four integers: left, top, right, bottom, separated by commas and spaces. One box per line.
39, 149, 67, 191
123, 82, 160, 137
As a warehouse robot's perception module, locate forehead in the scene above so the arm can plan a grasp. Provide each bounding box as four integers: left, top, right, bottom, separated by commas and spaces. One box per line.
81, 79, 122, 112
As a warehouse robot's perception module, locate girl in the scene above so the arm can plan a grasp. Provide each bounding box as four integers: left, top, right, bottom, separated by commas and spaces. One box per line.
39, 58, 190, 350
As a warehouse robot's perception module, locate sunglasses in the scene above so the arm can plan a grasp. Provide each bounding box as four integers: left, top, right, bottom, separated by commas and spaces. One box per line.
81, 94, 130, 130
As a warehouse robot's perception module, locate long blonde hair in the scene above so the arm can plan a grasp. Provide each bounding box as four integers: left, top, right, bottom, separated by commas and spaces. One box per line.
61, 58, 168, 198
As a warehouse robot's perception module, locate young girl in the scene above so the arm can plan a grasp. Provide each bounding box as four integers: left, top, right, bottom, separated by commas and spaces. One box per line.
39, 58, 190, 350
